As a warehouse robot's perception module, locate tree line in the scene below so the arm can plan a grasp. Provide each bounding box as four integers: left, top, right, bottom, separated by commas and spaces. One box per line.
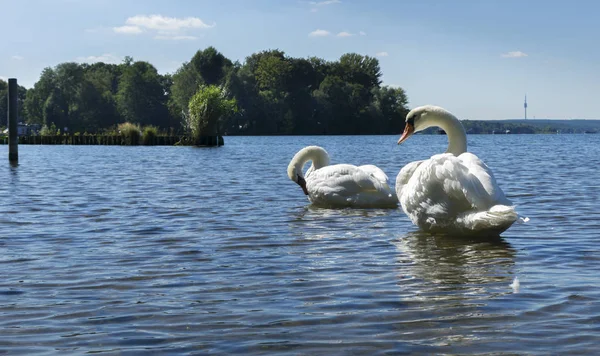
1, 47, 410, 135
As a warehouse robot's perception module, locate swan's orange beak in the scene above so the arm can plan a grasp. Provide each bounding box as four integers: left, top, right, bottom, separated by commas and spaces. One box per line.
297, 175, 309, 195
398, 123, 414, 145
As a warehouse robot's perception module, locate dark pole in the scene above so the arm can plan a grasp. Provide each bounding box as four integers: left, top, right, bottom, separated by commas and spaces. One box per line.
8, 78, 18, 162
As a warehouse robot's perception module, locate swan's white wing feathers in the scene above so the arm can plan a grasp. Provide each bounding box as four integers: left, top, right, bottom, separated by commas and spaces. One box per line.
399, 153, 516, 232
306, 164, 397, 208
395, 160, 424, 199
458, 152, 511, 206
401, 154, 473, 222
358, 164, 389, 184
308, 164, 384, 194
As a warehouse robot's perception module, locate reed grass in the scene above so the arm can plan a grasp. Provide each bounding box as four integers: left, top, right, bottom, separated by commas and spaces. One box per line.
142, 126, 159, 145
118, 122, 141, 145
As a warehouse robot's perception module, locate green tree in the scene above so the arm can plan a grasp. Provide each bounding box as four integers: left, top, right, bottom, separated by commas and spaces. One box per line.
191, 46, 232, 86
253, 52, 293, 134
371, 85, 410, 134
116, 60, 169, 127
43, 90, 66, 130
313, 76, 349, 134
20, 47, 412, 135
285, 58, 321, 134
0, 79, 5, 127
255, 54, 291, 90
244, 49, 285, 74
54, 62, 85, 131
170, 47, 233, 126
74, 69, 120, 132
24, 67, 57, 125
335, 53, 382, 89
169, 62, 202, 124
187, 85, 237, 140
24, 62, 86, 131
0, 79, 28, 127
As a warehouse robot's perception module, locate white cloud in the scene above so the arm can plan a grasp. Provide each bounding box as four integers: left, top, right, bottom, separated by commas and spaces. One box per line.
309, 0, 340, 12
310, 29, 363, 38
310, 0, 341, 5
154, 35, 197, 41
359, 31, 366, 36
501, 51, 528, 58
125, 14, 214, 31
376, 51, 389, 57
309, 29, 331, 37
113, 14, 214, 39
0, 76, 6, 82
113, 25, 143, 34
11, 55, 24, 60
76, 53, 122, 64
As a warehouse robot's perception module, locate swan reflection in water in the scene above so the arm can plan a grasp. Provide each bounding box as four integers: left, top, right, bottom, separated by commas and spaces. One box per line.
289, 205, 402, 240
289, 206, 518, 299
393, 230, 518, 299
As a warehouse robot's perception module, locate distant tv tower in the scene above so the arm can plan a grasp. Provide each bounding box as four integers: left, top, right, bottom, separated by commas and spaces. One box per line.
524, 95, 528, 119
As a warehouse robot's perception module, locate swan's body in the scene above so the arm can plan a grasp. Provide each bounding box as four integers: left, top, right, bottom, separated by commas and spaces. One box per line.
288, 146, 398, 208
396, 105, 527, 235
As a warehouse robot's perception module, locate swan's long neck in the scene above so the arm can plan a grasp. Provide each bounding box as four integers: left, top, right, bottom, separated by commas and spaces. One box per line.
287, 146, 330, 179
428, 113, 467, 155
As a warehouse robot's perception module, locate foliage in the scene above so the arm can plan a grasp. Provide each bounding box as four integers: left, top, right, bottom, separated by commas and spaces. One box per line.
191, 46, 232, 86
371, 86, 410, 134
0, 79, 27, 127
187, 85, 238, 140
19, 46, 600, 136
142, 125, 159, 145
74, 65, 121, 132
118, 122, 141, 145
39, 123, 58, 136
169, 47, 232, 127
169, 62, 201, 126
18, 47, 414, 135
117, 60, 169, 128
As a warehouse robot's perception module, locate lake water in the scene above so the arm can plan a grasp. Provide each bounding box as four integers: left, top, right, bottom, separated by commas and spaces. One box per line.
1, 134, 599, 354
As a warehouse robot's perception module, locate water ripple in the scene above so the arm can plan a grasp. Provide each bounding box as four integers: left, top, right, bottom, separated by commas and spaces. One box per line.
0, 135, 599, 354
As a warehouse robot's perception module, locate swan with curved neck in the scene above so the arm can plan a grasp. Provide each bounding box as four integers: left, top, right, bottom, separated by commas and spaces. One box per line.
287, 146, 330, 195
288, 145, 398, 208
398, 105, 467, 156
395, 105, 527, 235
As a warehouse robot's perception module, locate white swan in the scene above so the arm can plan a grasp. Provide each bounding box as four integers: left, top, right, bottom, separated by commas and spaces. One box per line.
395, 105, 527, 235
288, 146, 398, 208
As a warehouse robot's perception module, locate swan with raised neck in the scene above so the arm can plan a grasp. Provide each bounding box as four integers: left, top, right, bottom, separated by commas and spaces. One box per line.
287, 146, 330, 195
398, 105, 467, 156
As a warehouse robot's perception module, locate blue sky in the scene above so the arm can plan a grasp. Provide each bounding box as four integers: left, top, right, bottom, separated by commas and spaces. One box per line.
2, 0, 599, 120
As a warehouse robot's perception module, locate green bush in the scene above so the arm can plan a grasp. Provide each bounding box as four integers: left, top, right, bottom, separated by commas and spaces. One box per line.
118, 122, 141, 145
187, 85, 237, 143
142, 125, 159, 145
40, 123, 59, 136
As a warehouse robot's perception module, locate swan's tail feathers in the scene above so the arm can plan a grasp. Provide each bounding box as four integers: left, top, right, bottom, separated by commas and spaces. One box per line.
460, 205, 519, 234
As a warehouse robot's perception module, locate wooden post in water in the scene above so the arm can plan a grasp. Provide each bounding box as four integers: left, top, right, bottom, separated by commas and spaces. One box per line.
7, 78, 18, 162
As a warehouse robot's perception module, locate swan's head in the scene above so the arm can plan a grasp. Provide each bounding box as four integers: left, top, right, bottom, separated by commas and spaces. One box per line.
287, 156, 309, 196
287, 146, 329, 196
398, 105, 452, 144
290, 172, 309, 196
